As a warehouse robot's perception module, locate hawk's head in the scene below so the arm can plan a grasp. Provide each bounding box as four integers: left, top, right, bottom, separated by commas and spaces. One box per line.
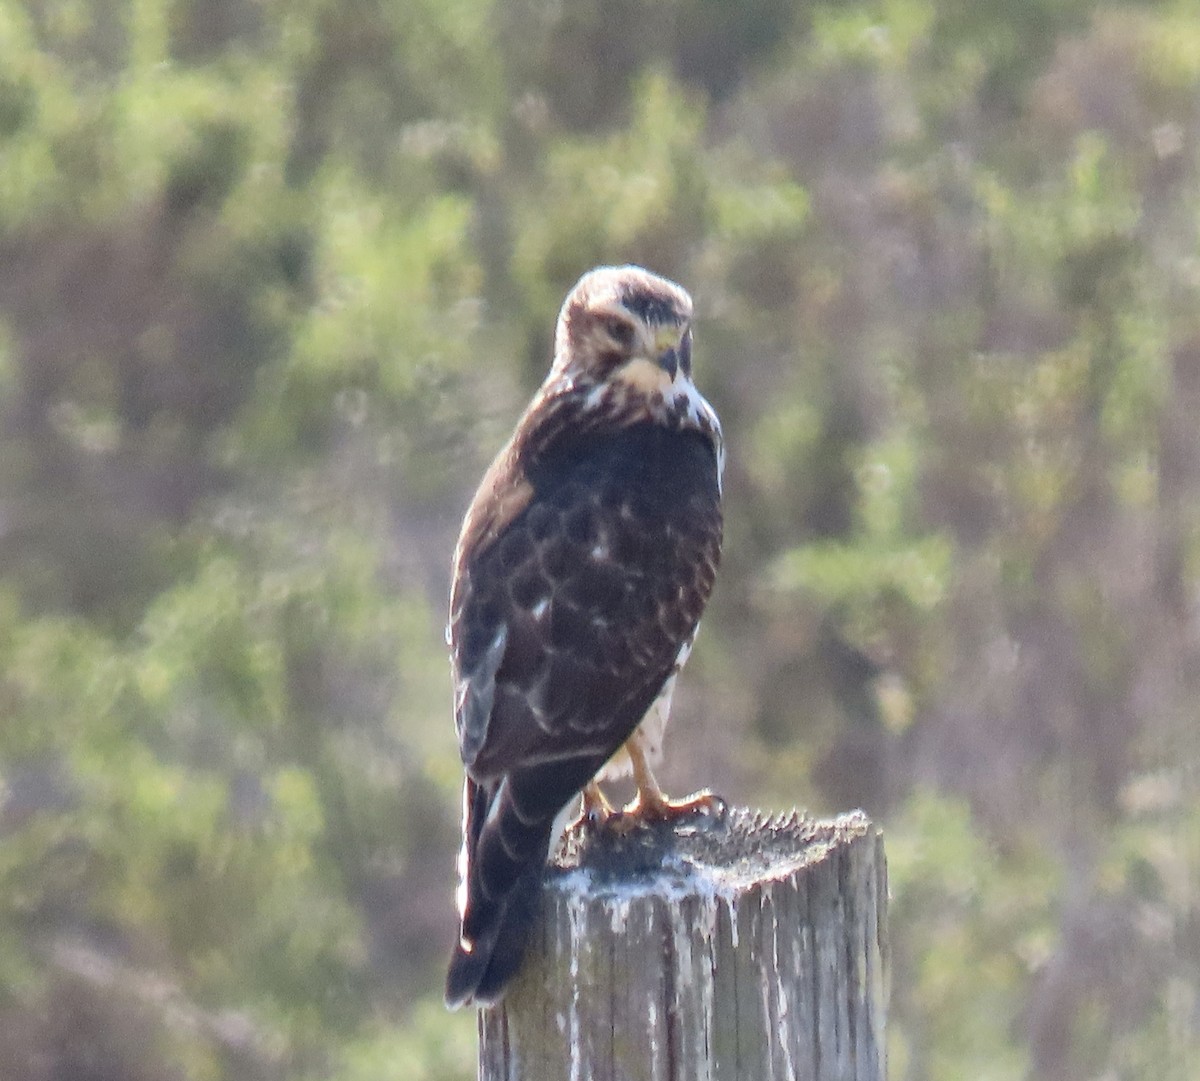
513, 265, 723, 487
550, 264, 704, 413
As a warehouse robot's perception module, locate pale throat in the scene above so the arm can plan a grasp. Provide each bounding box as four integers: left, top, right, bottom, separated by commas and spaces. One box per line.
614, 355, 679, 397
613, 354, 720, 436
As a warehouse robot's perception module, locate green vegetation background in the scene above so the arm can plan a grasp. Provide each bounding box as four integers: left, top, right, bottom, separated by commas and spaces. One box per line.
2, 0, 1199, 1077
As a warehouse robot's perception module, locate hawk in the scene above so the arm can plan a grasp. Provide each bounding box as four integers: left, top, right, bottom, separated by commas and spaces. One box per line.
445, 265, 724, 1008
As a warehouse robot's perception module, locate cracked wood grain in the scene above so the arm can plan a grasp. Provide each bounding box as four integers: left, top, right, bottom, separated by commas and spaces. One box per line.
478, 807, 888, 1081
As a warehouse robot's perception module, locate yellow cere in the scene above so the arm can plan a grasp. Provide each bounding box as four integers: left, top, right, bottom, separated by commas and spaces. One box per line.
653, 324, 684, 353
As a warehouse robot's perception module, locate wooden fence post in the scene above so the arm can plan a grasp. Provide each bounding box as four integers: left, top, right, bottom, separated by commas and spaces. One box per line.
478, 807, 888, 1081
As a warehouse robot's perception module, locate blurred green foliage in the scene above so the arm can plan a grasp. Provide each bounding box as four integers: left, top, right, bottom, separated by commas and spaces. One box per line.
1, 0, 1199, 1078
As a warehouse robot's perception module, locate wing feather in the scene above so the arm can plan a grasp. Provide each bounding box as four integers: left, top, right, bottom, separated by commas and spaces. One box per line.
451, 425, 719, 778
453, 624, 507, 767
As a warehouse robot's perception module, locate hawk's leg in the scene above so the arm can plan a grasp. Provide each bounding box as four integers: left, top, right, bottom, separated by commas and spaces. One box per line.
577, 781, 617, 827
616, 732, 724, 828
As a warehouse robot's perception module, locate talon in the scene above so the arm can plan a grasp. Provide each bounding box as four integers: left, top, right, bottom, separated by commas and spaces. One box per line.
612, 732, 725, 829
574, 781, 617, 831
625, 788, 725, 823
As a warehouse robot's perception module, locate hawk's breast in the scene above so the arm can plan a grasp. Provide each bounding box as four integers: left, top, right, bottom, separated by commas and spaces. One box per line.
452, 422, 722, 779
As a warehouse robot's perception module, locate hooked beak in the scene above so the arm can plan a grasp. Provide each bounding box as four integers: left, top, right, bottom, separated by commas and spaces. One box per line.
656, 346, 680, 380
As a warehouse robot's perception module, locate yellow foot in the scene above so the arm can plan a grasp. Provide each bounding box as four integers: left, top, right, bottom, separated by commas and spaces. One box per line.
607, 789, 727, 834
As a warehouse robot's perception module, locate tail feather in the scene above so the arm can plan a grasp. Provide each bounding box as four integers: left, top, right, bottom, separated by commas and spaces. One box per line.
446, 757, 602, 1008
445, 866, 542, 1008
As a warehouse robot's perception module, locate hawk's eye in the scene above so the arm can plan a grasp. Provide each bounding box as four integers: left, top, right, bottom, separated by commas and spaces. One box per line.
602, 316, 635, 351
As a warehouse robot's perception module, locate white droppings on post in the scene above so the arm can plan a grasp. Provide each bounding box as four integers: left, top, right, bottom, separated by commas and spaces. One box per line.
696, 895, 718, 1081
700, 889, 720, 948
478, 809, 887, 1081
607, 894, 631, 935
647, 998, 658, 1081
723, 892, 739, 950
701, 890, 722, 1081
565, 882, 588, 1081
670, 902, 701, 1076
770, 885, 798, 1081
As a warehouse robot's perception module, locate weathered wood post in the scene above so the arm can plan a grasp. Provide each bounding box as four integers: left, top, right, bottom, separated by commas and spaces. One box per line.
478, 807, 888, 1081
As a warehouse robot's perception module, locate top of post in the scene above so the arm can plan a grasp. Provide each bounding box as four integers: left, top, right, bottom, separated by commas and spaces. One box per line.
549, 806, 876, 899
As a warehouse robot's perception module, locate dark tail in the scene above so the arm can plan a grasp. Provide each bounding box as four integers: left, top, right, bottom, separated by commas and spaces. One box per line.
445, 758, 600, 1008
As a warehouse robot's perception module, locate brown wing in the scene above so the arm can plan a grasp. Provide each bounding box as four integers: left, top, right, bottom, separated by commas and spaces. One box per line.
450, 422, 720, 780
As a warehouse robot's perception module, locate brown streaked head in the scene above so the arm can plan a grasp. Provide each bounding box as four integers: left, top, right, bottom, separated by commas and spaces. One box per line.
551, 265, 695, 391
